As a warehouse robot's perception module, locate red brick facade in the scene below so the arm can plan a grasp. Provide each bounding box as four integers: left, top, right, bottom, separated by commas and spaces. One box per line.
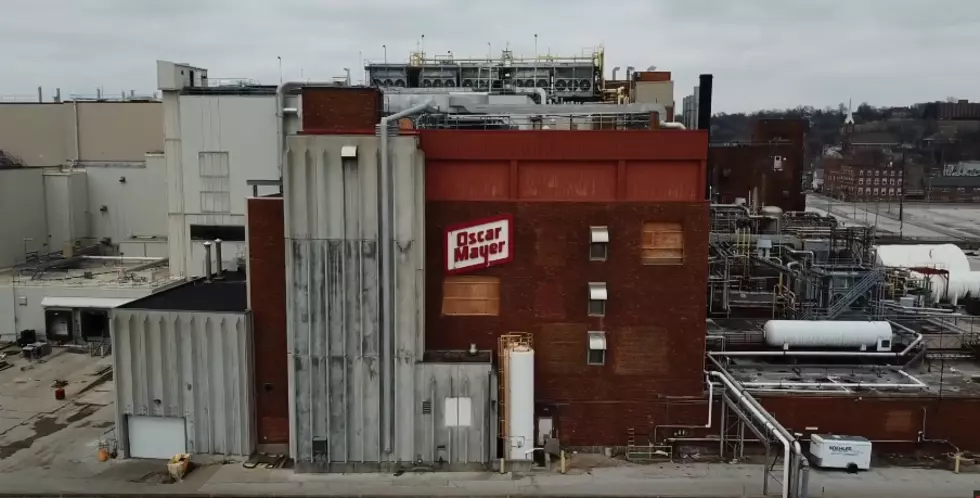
246, 197, 290, 446
301, 87, 382, 134
420, 129, 710, 446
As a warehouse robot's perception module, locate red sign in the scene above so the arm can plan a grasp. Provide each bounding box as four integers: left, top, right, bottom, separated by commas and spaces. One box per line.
444, 214, 514, 274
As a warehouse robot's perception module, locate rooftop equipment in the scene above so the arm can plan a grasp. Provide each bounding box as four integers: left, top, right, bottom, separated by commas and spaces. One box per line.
763, 320, 893, 352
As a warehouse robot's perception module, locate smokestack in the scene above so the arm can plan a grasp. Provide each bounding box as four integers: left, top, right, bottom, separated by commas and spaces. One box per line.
37, 86, 43, 103
203, 242, 213, 282
698, 74, 714, 201
214, 239, 224, 279
697, 74, 713, 134
54, 88, 61, 103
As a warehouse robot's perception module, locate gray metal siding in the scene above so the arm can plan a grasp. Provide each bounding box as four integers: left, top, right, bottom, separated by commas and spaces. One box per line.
111, 309, 255, 457
284, 135, 425, 467
414, 363, 496, 467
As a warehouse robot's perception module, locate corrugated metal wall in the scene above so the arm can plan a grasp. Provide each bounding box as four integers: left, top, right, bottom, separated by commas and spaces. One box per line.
111, 309, 256, 457
414, 362, 495, 467
284, 134, 426, 470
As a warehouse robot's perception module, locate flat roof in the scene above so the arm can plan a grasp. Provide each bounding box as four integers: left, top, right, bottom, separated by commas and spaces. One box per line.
120, 270, 247, 312
724, 357, 980, 397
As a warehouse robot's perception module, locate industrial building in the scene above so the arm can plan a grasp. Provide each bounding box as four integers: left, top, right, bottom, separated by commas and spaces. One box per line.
708, 118, 807, 212
6, 50, 980, 498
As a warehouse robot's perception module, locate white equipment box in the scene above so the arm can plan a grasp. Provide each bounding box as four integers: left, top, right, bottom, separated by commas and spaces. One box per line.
810, 434, 872, 471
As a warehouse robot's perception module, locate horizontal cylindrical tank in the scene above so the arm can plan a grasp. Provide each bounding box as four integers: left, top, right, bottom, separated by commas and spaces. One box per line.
763, 320, 893, 349
875, 244, 971, 273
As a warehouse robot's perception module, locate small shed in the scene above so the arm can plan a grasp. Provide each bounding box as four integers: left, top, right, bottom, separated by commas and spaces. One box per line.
110, 271, 254, 459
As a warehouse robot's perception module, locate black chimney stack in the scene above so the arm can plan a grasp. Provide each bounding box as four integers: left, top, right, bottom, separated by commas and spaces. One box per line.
698, 74, 714, 200
697, 74, 713, 134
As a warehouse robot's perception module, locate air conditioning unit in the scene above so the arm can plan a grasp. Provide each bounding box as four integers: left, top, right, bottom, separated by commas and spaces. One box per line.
462, 79, 476, 88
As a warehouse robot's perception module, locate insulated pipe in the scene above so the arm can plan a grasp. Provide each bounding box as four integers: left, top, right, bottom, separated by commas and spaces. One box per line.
708, 356, 809, 498
378, 100, 436, 455
654, 380, 716, 441
80, 256, 165, 262
511, 87, 548, 104
276, 81, 343, 174
660, 122, 687, 129
706, 370, 793, 498
612, 66, 620, 80
741, 380, 927, 390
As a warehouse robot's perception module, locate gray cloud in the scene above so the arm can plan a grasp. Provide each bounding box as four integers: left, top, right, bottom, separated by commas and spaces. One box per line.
1, 0, 978, 112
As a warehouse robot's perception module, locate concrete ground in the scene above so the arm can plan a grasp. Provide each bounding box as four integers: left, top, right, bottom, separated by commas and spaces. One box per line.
1, 351, 977, 497
807, 193, 980, 241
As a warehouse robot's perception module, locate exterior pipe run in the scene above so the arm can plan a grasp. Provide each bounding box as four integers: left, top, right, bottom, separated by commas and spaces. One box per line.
708, 354, 809, 498
707, 370, 795, 498
378, 101, 436, 455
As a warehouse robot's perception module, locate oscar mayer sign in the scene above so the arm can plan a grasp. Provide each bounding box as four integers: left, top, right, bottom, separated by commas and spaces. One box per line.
445, 214, 514, 274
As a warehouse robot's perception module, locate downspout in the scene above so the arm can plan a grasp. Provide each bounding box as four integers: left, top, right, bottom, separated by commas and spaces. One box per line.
73, 100, 81, 166
378, 100, 435, 455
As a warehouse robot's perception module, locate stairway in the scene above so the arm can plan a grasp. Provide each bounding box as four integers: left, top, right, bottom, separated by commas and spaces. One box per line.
824, 267, 885, 320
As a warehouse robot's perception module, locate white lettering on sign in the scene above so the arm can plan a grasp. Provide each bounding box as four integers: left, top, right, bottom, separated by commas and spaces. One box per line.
445, 214, 513, 274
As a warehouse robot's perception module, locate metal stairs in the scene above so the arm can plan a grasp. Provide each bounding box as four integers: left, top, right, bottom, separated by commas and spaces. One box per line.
824, 267, 885, 320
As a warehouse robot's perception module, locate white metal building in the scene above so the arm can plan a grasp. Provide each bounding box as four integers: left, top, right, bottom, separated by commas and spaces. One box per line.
111, 270, 255, 458
158, 61, 281, 278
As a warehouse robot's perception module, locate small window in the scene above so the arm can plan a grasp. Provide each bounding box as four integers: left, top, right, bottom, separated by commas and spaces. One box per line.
641, 222, 684, 265
588, 282, 607, 316
444, 397, 472, 427
589, 226, 609, 261
859, 178, 864, 185
587, 331, 606, 365
442, 276, 500, 316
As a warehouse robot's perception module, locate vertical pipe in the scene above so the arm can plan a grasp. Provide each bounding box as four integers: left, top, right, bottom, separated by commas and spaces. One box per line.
214, 239, 224, 278
37, 86, 43, 103
203, 242, 213, 282
378, 101, 433, 456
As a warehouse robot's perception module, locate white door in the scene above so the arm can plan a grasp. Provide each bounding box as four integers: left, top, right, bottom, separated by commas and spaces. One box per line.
128, 416, 187, 459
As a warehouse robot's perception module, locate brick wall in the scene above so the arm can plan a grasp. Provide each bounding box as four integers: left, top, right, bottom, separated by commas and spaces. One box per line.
760, 395, 980, 451
246, 197, 289, 445
301, 87, 382, 134
425, 201, 709, 446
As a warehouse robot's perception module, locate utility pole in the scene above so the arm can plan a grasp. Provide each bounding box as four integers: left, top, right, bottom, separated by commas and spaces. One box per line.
899, 152, 905, 238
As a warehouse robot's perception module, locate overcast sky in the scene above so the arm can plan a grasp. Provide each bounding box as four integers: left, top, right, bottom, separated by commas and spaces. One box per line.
1, 0, 978, 113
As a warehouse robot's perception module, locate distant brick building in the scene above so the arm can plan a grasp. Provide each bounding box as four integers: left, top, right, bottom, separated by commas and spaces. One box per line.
927, 176, 980, 203
823, 150, 905, 201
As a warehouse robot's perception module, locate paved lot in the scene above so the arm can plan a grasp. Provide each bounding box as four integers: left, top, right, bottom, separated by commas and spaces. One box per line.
807, 193, 980, 241
0, 352, 977, 497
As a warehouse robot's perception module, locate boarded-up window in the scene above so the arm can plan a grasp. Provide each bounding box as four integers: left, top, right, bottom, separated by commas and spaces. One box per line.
884, 409, 913, 434
442, 276, 500, 316
642, 222, 684, 265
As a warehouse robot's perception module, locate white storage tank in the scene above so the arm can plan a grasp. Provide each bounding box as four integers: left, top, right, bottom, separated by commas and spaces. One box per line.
763, 320, 893, 351
875, 244, 971, 273
507, 346, 535, 460
809, 434, 872, 471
